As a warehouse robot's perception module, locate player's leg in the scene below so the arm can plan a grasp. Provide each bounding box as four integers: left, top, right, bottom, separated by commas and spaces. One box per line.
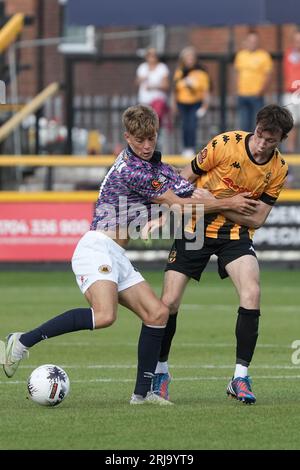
118, 281, 170, 405
3, 279, 118, 378
152, 236, 211, 399
225, 253, 260, 404
151, 270, 190, 398
3, 231, 118, 378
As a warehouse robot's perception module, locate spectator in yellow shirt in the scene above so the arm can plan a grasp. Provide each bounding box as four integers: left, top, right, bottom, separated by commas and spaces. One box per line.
172, 46, 210, 157
234, 31, 273, 132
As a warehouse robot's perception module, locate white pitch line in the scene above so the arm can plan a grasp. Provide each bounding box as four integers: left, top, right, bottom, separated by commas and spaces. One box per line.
1, 375, 300, 385
184, 286, 299, 293
11, 363, 300, 370
181, 304, 299, 312
167, 343, 292, 349
52, 342, 293, 349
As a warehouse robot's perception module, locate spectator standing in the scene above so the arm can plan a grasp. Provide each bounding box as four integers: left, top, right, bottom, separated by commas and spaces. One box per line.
136, 47, 170, 129
234, 31, 273, 132
172, 46, 210, 157
282, 30, 300, 153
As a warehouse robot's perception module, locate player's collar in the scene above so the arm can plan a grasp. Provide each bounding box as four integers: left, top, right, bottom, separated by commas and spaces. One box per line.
150, 150, 162, 163
126, 146, 162, 164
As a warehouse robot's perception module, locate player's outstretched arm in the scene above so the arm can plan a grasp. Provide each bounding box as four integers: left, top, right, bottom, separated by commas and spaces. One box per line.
152, 189, 258, 215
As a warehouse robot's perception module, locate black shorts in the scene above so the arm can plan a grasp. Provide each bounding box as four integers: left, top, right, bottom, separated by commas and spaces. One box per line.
165, 235, 257, 281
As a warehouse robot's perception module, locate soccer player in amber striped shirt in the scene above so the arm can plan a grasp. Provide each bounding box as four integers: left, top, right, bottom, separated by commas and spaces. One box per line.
153, 104, 293, 404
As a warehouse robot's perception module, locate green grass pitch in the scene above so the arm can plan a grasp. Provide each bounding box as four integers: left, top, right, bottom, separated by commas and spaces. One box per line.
0, 269, 300, 450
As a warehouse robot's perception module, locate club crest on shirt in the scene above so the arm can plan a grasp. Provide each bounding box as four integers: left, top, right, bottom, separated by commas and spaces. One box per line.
168, 250, 177, 263
151, 174, 167, 191
98, 265, 112, 274
264, 171, 272, 184
197, 148, 207, 165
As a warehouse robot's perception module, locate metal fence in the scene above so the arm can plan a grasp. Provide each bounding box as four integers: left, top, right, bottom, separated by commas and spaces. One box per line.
1, 93, 239, 156
71, 93, 238, 155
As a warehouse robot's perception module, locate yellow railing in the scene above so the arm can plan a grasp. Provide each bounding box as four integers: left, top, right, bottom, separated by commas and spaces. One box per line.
0, 155, 190, 167
0, 189, 300, 203
0, 191, 97, 202
0, 83, 60, 143
0, 13, 24, 53
0, 154, 300, 167
0, 154, 299, 202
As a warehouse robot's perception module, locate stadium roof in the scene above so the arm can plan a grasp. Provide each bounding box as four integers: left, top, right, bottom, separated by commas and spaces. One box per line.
65, 0, 300, 27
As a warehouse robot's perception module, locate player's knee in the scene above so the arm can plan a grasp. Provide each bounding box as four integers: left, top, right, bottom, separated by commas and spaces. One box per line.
146, 303, 169, 326
93, 309, 116, 329
161, 294, 181, 314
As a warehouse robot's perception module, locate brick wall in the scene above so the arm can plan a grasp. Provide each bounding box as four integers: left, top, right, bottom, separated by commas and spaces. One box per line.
5, 0, 37, 96
2, 1, 300, 110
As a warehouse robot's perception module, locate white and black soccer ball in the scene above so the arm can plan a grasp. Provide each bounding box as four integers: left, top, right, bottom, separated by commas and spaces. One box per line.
27, 364, 70, 406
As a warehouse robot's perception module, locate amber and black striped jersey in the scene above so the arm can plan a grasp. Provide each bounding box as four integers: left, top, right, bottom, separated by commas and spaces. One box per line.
188, 131, 288, 240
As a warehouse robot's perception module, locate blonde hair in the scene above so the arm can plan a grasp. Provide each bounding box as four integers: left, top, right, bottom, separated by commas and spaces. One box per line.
145, 47, 158, 58
178, 46, 198, 67
122, 105, 159, 138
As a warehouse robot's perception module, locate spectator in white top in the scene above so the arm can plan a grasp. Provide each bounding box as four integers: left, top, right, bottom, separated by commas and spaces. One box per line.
136, 47, 170, 128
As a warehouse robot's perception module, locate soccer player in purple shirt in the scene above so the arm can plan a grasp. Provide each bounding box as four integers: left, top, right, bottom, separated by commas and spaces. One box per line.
2, 105, 257, 405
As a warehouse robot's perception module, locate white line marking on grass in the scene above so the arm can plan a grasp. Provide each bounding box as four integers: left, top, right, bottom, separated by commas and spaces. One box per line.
14, 363, 300, 370
55, 341, 291, 349
2, 375, 300, 385
185, 286, 299, 294
171, 343, 291, 348
181, 304, 299, 312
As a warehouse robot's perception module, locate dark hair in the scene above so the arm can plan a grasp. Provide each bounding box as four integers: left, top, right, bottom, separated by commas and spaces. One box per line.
122, 105, 159, 138
256, 104, 294, 140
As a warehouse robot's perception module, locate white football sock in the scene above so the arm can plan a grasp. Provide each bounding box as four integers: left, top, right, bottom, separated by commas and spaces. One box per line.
155, 361, 169, 374
234, 364, 248, 379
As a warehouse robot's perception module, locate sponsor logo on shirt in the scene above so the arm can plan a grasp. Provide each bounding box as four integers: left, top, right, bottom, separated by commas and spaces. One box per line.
222, 177, 260, 198
151, 174, 167, 191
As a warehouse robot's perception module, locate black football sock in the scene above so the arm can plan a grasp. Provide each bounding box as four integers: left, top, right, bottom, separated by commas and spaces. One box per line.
159, 312, 178, 362
19, 308, 94, 347
134, 324, 166, 397
235, 307, 260, 367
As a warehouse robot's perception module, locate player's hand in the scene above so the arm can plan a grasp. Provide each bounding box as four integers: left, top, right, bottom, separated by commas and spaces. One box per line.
228, 192, 260, 216
140, 220, 153, 240
140, 214, 167, 240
